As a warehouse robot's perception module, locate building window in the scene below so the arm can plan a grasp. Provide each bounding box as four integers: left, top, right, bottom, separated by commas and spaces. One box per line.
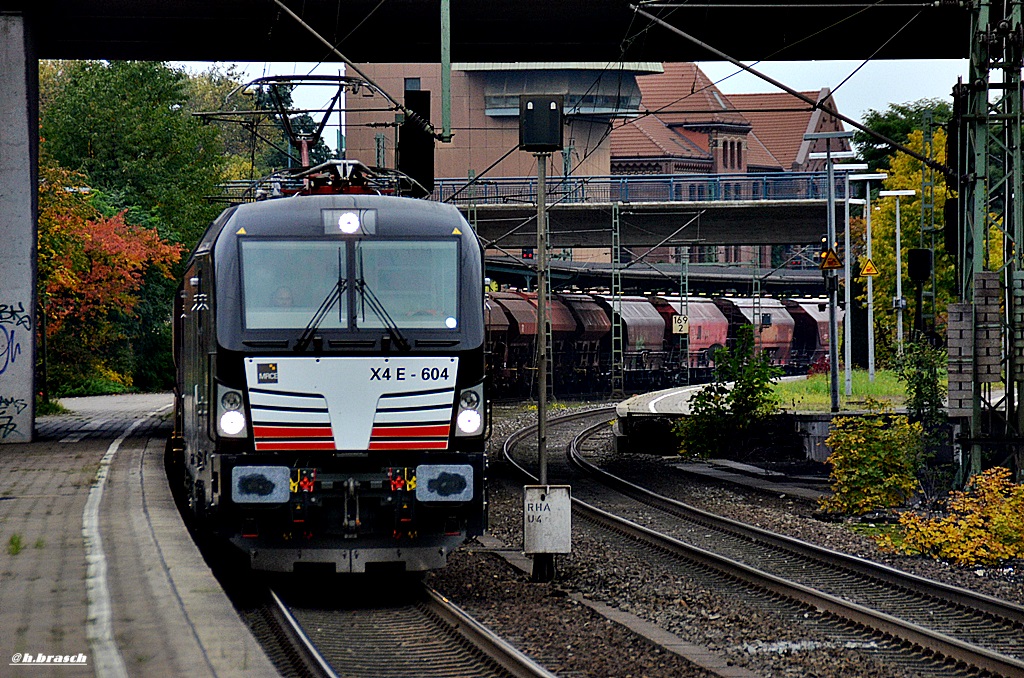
404, 78, 421, 92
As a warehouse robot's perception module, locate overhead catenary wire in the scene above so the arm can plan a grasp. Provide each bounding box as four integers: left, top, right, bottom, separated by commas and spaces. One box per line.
270, 0, 438, 139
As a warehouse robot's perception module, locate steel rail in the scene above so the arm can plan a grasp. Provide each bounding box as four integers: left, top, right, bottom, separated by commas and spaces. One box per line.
424, 586, 559, 678
569, 420, 1024, 625
563, 418, 1024, 678
270, 582, 554, 678
268, 588, 339, 678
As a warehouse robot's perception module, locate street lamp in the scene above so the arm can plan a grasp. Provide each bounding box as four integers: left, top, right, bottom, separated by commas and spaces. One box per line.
805, 132, 854, 414
849, 173, 888, 382
810, 152, 867, 397
879, 189, 917, 354
836, 163, 868, 395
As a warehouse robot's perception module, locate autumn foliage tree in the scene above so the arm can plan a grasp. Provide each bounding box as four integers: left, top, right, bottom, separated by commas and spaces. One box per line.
38, 160, 182, 395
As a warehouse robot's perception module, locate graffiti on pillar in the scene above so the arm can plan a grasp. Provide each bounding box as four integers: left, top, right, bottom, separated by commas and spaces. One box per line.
0, 301, 32, 329
0, 395, 29, 439
0, 301, 30, 376
0, 300, 33, 439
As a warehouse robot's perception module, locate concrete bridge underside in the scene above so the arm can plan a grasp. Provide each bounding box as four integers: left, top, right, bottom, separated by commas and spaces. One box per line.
6, 0, 969, 63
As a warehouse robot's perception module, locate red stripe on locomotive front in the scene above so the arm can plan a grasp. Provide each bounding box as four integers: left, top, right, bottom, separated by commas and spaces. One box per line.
253, 425, 334, 438
371, 425, 450, 438
368, 440, 450, 450
255, 441, 337, 451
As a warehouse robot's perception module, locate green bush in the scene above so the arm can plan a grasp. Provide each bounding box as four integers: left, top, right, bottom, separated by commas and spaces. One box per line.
894, 337, 953, 500
818, 399, 923, 516
676, 324, 782, 458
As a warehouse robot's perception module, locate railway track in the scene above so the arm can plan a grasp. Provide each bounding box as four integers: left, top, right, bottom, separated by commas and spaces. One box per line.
504, 407, 1024, 677
253, 578, 556, 678
264, 585, 557, 678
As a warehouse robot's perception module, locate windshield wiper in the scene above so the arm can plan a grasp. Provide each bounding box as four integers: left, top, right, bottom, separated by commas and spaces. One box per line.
295, 249, 347, 352
356, 278, 411, 352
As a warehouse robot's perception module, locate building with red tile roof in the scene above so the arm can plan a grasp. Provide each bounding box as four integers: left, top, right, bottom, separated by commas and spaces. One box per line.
611, 63, 850, 176
608, 63, 850, 266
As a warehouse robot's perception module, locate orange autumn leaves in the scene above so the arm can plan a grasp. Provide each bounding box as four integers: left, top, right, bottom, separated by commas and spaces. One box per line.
37, 161, 182, 339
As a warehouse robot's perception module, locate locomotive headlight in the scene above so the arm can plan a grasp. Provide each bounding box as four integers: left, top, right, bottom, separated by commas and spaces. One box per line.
216, 384, 248, 438
457, 409, 482, 434
338, 211, 360, 234
221, 390, 243, 411
220, 410, 246, 436
455, 382, 484, 437
460, 390, 480, 410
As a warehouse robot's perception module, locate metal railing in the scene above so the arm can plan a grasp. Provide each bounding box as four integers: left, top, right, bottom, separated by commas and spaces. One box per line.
433, 171, 846, 206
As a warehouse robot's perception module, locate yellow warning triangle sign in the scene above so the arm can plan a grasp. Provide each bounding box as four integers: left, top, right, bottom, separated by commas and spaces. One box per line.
860, 259, 880, 277
235, 227, 247, 235
452, 227, 462, 235
820, 248, 843, 270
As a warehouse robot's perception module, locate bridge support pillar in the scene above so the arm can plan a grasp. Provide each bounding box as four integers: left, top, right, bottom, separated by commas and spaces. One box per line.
0, 14, 38, 443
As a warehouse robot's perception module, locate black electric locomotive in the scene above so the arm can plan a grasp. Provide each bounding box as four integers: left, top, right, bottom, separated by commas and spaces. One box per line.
171, 162, 487, 573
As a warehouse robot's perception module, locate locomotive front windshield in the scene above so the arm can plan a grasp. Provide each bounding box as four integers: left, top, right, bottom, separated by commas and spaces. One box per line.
356, 241, 459, 330
240, 238, 460, 331
242, 241, 348, 330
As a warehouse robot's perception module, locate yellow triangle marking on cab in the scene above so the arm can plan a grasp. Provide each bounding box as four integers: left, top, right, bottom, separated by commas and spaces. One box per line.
236, 227, 247, 235
452, 227, 462, 235
820, 248, 843, 270
860, 259, 880, 277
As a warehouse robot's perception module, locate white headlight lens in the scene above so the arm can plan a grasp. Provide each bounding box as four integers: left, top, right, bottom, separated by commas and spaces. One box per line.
338, 212, 360, 234
220, 410, 246, 435
456, 409, 482, 434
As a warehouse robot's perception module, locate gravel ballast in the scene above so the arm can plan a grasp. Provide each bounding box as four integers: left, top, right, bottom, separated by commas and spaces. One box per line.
427, 405, 1023, 677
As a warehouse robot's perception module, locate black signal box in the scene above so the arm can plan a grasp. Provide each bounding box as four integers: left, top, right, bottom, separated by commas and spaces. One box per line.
908, 248, 933, 283
399, 89, 434, 198
519, 95, 564, 152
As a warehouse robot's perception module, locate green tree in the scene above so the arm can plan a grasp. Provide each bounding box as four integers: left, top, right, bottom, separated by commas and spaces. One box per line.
818, 400, 923, 516
183, 64, 270, 182
40, 60, 226, 246
894, 338, 952, 500
860, 128, 956, 366
854, 99, 951, 172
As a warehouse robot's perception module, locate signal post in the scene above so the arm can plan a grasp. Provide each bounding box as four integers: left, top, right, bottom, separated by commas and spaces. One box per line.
519, 95, 571, 582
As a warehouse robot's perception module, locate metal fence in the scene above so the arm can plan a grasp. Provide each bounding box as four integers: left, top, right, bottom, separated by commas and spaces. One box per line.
432, 172, 846, 205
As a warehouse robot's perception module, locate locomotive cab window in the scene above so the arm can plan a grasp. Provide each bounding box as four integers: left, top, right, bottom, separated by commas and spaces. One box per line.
356, 241, 459, 330
241, 240, 348, 330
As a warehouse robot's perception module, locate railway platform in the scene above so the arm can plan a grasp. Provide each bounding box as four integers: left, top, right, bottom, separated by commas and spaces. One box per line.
0, 394, 276, 677
614, 384, 830, 501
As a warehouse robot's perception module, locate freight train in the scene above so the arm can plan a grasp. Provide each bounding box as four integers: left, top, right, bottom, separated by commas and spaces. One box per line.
485, 290, 837, 397
170, 161, 487, 573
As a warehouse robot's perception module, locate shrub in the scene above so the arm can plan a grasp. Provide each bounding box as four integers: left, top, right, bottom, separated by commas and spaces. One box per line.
675, 324, 782, 458
877, 467, 1024, 566
817, 399, 922, 516
894, 337, 952, 500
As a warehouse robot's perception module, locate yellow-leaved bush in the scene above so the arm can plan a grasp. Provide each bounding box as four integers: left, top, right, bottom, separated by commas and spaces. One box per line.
877, 467, 1024, 567
818, 400, 922, 516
